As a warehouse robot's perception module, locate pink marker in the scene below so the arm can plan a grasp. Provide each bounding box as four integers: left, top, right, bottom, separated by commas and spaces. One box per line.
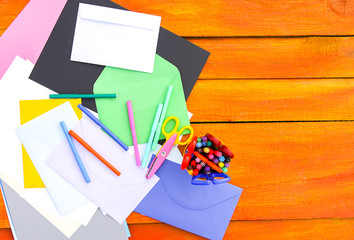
127, 101, 141, 166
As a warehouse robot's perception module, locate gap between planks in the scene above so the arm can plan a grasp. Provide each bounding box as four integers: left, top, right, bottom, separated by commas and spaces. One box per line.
4, 0, 354, 36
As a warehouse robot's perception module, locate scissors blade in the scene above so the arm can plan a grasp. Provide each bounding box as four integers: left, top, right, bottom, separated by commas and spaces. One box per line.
146, 134, 177, 179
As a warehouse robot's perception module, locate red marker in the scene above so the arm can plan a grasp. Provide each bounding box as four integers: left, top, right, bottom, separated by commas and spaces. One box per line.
193, 151, 222, 173
69, 130, 121, 176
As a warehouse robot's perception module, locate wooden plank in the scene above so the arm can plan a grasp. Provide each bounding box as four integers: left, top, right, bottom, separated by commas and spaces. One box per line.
128, 219, 354, 240
113, 0, 354, 37
0, 187, 9, 228
191, 37, 354, 79
0, 219, 353, 239
187, 79, 354, 122
0, 229, 13, 240
0, 0, 29, 33
3, 0, 354, 37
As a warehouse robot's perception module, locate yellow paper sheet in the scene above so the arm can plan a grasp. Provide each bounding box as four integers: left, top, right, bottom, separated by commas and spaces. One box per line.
20, 99, 82, 188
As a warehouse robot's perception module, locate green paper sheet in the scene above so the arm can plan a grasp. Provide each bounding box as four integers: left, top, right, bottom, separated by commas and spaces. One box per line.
94, 55, 190, 146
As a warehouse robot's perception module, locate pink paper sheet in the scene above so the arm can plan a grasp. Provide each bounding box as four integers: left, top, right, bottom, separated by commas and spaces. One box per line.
0, 0, 67, 79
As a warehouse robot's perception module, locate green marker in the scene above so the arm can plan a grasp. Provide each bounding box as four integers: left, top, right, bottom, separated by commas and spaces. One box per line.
151, 85, 173, 151
49, 94, 116, 99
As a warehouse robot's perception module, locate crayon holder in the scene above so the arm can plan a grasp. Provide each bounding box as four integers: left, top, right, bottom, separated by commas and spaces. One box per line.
181, 133, 234, 185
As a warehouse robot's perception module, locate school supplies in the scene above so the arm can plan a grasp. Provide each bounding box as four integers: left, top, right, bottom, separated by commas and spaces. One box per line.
60, 121, 91, 183
1, 181, 129, 240
0, 57, 54, 188
69, 130, 121, 177
193, 151, 223, 173
16, 102, 90, 215
50, 94, 116, 99
181, 133, 234, 184
71, 3, 161, 73
30, 0, 209, 112
77, 104, 129, 151
0, 132, 97, 239
151, 85, 173, 151
0, 0, 66, 79
191, 172, 230, 185
141, 104, 163, 168
136, 160, 243, 240
94, 56, 190, 146
20, 99, 82, 188
46, 116, 159, 224
127, 101, 140, 166
146, 116, 193, 179
206, 133, 234, 158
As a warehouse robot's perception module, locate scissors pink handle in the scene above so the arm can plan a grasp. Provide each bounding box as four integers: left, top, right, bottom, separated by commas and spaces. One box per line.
146, 133, 177, 179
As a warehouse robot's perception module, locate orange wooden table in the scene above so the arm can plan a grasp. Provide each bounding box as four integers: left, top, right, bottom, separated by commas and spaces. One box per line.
1, 0, 354, 239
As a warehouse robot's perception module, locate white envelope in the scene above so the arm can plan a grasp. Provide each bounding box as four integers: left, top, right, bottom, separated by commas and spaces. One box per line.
71, 3, 161, 73
46, 115, 159, 224
16, 102, 91, 215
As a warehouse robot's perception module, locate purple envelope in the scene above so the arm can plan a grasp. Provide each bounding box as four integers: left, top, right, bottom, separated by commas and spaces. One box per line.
135, 161, 242, 240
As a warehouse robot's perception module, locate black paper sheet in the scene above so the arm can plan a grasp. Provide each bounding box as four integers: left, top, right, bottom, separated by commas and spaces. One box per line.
30, 0, 210, 111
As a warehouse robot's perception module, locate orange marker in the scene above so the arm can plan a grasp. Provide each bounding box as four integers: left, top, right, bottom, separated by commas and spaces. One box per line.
69, 130, 121, 176
193, 151, 222, 173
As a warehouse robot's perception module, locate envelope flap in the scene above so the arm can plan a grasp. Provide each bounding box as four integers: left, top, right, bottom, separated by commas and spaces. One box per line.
157, 161, 242, 210
79, 3, 161, 31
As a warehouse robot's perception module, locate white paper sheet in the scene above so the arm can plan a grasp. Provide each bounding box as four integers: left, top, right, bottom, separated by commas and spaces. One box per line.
71, 3, 161, 73
0, 56, 101, 237
0, 174, 83, 237
0, 56, 55, 186
16, 102, 91, 215
46, 115, 159, 223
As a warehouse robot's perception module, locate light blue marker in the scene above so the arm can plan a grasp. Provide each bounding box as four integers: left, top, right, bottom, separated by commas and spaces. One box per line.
141, 104, 163, 168
151, 86, 173, 151
60, 121, 90, 183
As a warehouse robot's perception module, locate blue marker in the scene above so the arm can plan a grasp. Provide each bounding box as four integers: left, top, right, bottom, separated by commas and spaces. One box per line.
77, 104, 129, 151
60, 121, 90, 183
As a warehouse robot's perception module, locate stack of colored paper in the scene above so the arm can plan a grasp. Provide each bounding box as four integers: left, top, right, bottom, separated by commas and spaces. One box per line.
0, 0, 243, 239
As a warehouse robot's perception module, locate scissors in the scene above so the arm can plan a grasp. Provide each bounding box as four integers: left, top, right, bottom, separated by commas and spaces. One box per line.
146, 116, 194, 179
191, 172, 230, 185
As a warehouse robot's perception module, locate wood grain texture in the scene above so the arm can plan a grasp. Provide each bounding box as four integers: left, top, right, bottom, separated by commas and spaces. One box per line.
113, 0, 354, 37
1, 0, 354, 239
0, 0, 29, 32
128, 219, 354, 240
191, 37, 354, 79
0, 188, 9, 229
0, 228, 13, 240
3, 0, 354, 36
187, 79, 354, 122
